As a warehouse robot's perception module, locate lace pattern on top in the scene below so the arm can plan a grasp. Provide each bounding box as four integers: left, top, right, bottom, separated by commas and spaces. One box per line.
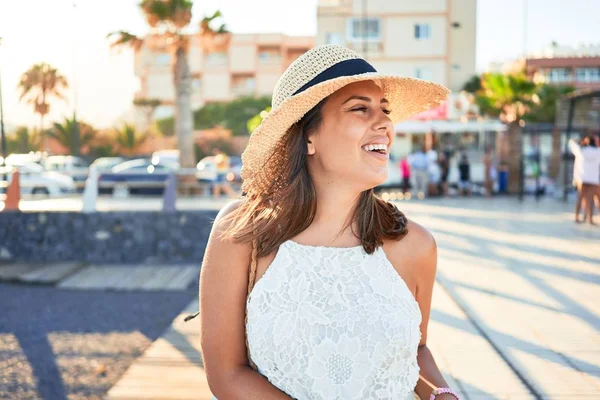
246, 240, 422, 400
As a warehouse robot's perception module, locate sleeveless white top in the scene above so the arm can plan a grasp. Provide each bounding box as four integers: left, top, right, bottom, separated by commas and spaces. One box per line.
246, 240, 422, 400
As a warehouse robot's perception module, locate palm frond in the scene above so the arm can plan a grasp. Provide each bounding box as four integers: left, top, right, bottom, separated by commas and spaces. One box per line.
107, 31, 144, 51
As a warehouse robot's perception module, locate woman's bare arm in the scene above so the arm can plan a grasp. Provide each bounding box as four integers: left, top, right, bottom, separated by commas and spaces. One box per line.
388, 220, 455, 400
200, 200, 291, 399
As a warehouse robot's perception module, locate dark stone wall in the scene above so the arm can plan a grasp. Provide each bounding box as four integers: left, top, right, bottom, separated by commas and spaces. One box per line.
0, 211, 219, 264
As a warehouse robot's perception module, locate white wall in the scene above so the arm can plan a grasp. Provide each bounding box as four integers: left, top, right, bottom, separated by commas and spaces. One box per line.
146, 73, 174, 100
202, 72, 230, 101
230, 44, 257, 73
351, 0, 446, 13
384, 16, 446, 57
256, 72, 281, 97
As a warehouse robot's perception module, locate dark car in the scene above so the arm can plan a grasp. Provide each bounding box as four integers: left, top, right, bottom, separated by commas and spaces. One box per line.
98, 158, 178, 196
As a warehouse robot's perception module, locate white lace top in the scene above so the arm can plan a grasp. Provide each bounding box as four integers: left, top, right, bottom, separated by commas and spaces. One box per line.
246, 240, 422, 400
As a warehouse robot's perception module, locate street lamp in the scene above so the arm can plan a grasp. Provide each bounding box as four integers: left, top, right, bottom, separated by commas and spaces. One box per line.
0, 37, 7, 184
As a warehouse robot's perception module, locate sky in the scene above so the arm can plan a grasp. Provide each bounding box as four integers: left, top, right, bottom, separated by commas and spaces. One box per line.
0, 0, 597, 130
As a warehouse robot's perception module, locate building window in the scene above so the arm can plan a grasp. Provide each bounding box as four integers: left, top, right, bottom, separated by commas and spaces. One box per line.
414, 24, 431, 40
192, 78, 202, 90
575, 68, 600, 83
415, 67, 433, 81
547, 68, 571, 83
206, 52, 228, 67
347, 18, 381, 42
155, 53, 171, 66
326, 32, 344, 45
258, 48, 282, 65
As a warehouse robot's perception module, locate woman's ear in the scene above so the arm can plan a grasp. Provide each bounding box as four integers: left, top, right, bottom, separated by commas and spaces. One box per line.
307, 138, 316, 156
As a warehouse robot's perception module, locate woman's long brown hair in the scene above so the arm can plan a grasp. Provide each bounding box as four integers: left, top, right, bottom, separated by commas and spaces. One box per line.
221, 99, 409, 257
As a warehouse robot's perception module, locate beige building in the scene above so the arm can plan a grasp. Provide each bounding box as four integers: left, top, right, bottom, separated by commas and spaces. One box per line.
316, 0, 476, 92
133, 33, 314, 128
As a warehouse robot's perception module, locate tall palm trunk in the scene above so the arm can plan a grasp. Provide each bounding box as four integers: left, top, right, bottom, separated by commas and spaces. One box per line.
506, 121, 523, 194
40, 114, 46, 153
173, 46, 194, 168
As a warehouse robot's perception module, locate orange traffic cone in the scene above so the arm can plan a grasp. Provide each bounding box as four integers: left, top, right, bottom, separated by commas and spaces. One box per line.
3, 170, 21, 212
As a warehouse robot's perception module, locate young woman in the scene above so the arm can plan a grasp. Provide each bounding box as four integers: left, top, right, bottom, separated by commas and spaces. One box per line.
194, 45, 459, 399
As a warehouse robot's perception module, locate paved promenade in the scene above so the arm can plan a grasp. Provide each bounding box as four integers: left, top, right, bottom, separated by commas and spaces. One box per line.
106, 197, 600, 400
1, 196, 598, 399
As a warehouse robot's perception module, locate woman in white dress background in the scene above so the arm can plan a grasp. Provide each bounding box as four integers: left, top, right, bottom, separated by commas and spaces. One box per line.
197, 45, 461, 400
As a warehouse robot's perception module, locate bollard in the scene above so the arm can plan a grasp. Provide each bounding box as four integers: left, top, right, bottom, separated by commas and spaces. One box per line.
3, 170, 21, 212
162, 173, 176, 212
82, 167, 99, 213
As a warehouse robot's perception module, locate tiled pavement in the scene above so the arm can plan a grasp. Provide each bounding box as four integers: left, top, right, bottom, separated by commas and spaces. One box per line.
106, 197, 600, 399
2, 196, 598, 399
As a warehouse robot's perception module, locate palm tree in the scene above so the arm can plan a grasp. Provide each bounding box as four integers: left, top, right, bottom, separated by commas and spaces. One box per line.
48, 117, 96, 155
133, 98, 162, 133
474, 72, 537, 193
114, 124, 148, 155
17, 63, 68, 151
7, 126, 42, 154
107, 0, 198, 169
524, 83, 575, 181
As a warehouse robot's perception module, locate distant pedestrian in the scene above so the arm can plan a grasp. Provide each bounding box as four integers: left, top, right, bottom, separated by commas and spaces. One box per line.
458, 154, 471, 197
438, 152, 449, 196
569, 135, 600, 224
410, 146, 429, 198
399, 155, 411, 193
482, 146, 494, 197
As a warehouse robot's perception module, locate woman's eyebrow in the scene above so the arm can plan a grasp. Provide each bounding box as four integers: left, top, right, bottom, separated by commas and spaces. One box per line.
342, 95, 389, 104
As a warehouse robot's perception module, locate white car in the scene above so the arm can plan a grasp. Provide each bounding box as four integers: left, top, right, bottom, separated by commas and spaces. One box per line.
0, 162, 76, 196
196, 156, 218, 182
43, 155, 90, 190
90, 157, 126, 172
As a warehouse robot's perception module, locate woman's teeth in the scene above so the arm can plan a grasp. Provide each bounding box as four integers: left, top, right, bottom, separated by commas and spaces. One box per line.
362, 144, 387, 154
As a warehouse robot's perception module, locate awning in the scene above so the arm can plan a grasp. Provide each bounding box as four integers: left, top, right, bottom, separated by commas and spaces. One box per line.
394, 119, 506, 134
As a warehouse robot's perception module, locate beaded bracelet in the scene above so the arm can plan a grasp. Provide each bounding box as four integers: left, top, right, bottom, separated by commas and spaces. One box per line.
430, 387, 460, 400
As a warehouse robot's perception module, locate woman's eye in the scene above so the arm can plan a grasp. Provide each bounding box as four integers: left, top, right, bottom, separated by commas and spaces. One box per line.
352, 107, 368, 112
382, 109, 392, 115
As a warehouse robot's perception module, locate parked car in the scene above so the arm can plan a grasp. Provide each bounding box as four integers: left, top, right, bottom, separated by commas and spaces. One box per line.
196, 155, 242, 183
98, 158, 178, 196
0, 161, 76, 196
196, 156, 218, 183
152, 150, 180, 166
43, 155, 90, 191
90, 157, 126, 172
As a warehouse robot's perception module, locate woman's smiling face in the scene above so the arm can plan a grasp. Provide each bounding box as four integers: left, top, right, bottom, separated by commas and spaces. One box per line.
306, 80, 395, 191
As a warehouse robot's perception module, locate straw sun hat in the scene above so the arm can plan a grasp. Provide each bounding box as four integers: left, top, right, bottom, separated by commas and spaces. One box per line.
240, 44, 450, 197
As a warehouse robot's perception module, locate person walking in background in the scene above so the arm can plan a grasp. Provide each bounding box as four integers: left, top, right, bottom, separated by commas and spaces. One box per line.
482, 146, 494, 197
400, 155, 411, 194
569, 135, 600, 224
438, 152, 449, 196
458, 153, 471, 197
212, 148, 237, 198
410, 146, 429, 199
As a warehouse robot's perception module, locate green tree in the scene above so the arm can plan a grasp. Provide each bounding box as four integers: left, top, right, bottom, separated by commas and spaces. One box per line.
462, 75, 482, 94
108, 0, 202, 168
48, 117, 96, 155
6, 126, 42, 154
114, 124, 148, 155
525, 83, 575, 123
157, 96, 271, 136
17, 63, 68, 150
474, 72, 537, 193
247, 106, 271, 134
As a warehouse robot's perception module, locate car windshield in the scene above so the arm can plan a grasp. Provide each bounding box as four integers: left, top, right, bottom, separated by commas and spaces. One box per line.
11, 162, 44, 173
112, 159, 149, 173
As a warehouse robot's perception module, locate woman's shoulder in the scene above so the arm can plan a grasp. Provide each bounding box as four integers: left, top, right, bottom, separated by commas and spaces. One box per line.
212, 199, 247, 233
383, 218, 436, 280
